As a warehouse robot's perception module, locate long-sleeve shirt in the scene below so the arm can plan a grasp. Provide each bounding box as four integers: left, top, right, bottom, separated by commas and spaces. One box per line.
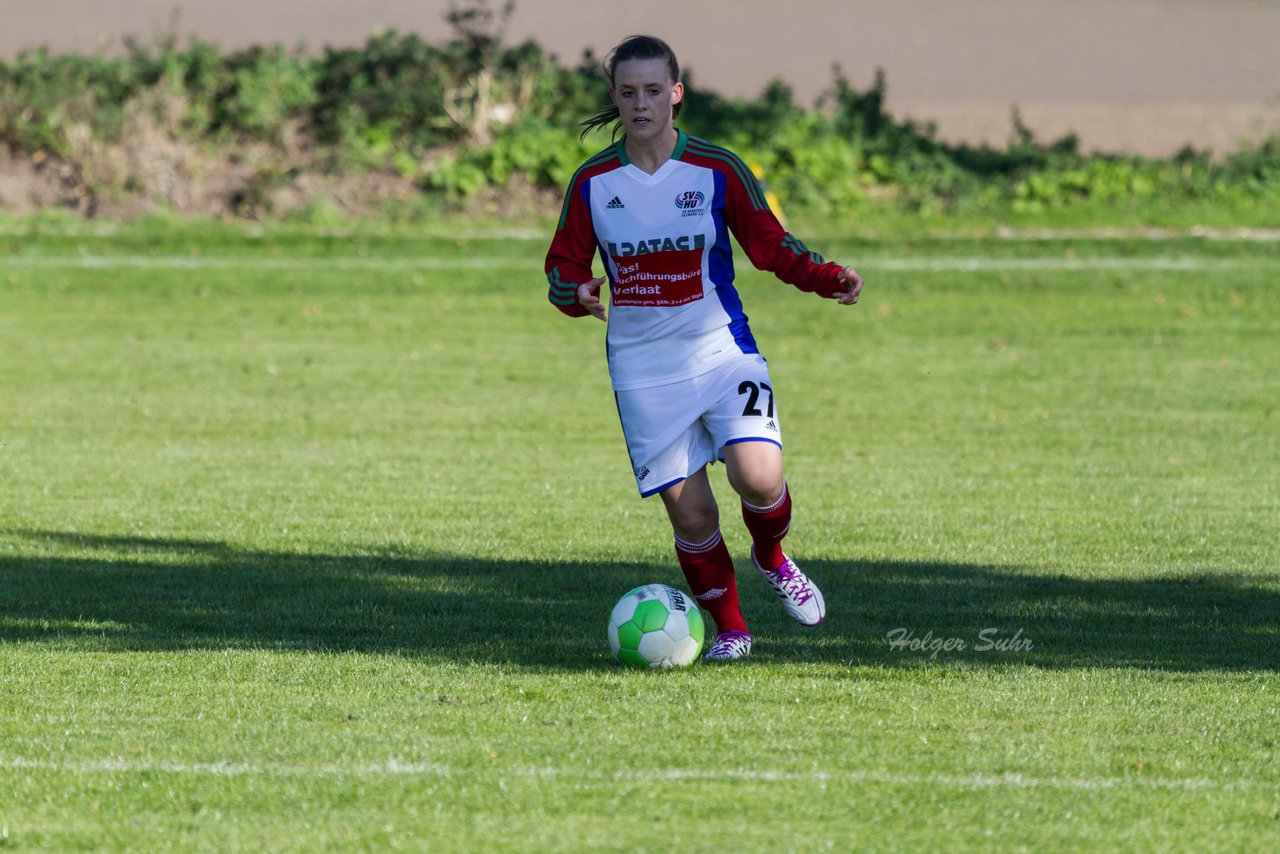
545, 129, 844, 390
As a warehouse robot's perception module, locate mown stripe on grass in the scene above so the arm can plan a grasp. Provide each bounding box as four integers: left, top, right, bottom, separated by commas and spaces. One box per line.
1, 757, 1268, 792
2, 256, 1279, 272
2, 225, 1278, 241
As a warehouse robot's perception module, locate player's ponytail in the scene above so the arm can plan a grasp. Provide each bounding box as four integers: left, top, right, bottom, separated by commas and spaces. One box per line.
579, 35, 682, 141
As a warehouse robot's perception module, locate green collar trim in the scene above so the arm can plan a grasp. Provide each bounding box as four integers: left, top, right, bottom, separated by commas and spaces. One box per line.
616, 128, 686, 168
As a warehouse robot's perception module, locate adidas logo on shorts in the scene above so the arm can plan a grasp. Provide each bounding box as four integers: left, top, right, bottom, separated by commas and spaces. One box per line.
605, 196, 625, 209
765, 419, 778, 431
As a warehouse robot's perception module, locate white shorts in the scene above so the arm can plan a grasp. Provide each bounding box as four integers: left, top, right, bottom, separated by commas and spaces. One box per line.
614, 353, 782, 497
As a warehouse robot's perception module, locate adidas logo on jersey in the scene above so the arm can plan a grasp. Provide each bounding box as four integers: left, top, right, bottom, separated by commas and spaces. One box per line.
605, 196, 625, 209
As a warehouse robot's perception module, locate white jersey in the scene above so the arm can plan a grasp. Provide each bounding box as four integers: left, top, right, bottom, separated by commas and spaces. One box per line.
546, 130, 843, 391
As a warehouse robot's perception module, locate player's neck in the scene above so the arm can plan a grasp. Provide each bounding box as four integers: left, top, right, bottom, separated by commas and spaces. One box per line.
625, 128, 678, 175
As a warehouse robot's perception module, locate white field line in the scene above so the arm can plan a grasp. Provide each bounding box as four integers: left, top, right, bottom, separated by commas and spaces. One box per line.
0, 255, 512, 271
0, 226, 548, 240
1, 254, 1278, 272
0, 756, 1268, 792
854, 257, 1277, 272
990, 226, 1280, 242
2, 226, 1277, 241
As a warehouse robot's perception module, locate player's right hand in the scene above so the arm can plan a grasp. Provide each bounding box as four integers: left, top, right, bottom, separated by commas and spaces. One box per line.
835, 266, 864, 306
578, 277, 608, 322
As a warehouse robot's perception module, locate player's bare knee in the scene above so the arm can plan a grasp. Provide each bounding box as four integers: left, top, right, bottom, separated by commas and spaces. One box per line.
676, 509, 719, 543
667, 501, 719, 543
728, 468, 783, 508
739, 480, 784, 509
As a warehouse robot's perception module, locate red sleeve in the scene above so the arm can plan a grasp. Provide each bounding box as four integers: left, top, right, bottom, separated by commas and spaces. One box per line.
545, 148, 622, 318
683, 139, 844, 297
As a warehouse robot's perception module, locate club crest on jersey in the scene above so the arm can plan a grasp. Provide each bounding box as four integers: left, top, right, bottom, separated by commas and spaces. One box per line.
675, 190, 706, 217
607, 233, 706, 257
675, 190, 705, 209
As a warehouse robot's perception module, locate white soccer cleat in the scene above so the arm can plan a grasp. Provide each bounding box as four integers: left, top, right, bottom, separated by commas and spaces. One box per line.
703, 630, 753, 662
751, 548, 826, 626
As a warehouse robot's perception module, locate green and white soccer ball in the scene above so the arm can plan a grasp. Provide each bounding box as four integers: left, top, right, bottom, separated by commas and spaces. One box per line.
608, 583, 705, 668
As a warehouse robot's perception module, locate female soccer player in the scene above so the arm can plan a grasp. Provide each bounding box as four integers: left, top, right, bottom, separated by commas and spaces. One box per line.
544, 35, 863, 661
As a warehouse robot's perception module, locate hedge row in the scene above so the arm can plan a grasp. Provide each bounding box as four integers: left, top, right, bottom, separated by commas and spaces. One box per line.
2, 28, 1277, 218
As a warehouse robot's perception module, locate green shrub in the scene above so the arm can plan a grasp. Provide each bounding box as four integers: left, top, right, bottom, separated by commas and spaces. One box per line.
216, 46, 317, 142
1, 24, 1277, 221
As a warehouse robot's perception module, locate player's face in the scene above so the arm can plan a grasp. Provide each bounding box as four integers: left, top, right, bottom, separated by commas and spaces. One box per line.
610, 58, 683, 141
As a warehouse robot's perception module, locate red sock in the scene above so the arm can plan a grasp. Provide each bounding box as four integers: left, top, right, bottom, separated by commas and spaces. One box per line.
741, 482, 792, 571
674, 529, 748, 635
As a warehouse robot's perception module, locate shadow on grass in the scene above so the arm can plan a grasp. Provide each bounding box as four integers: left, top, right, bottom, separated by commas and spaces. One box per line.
2, 529, 1277, 671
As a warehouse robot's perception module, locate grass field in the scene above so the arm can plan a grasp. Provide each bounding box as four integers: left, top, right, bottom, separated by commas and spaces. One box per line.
1, 220, 1277, 850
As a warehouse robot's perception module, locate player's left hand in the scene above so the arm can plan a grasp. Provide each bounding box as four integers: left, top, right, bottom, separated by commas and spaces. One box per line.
835, 266, 863, 305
